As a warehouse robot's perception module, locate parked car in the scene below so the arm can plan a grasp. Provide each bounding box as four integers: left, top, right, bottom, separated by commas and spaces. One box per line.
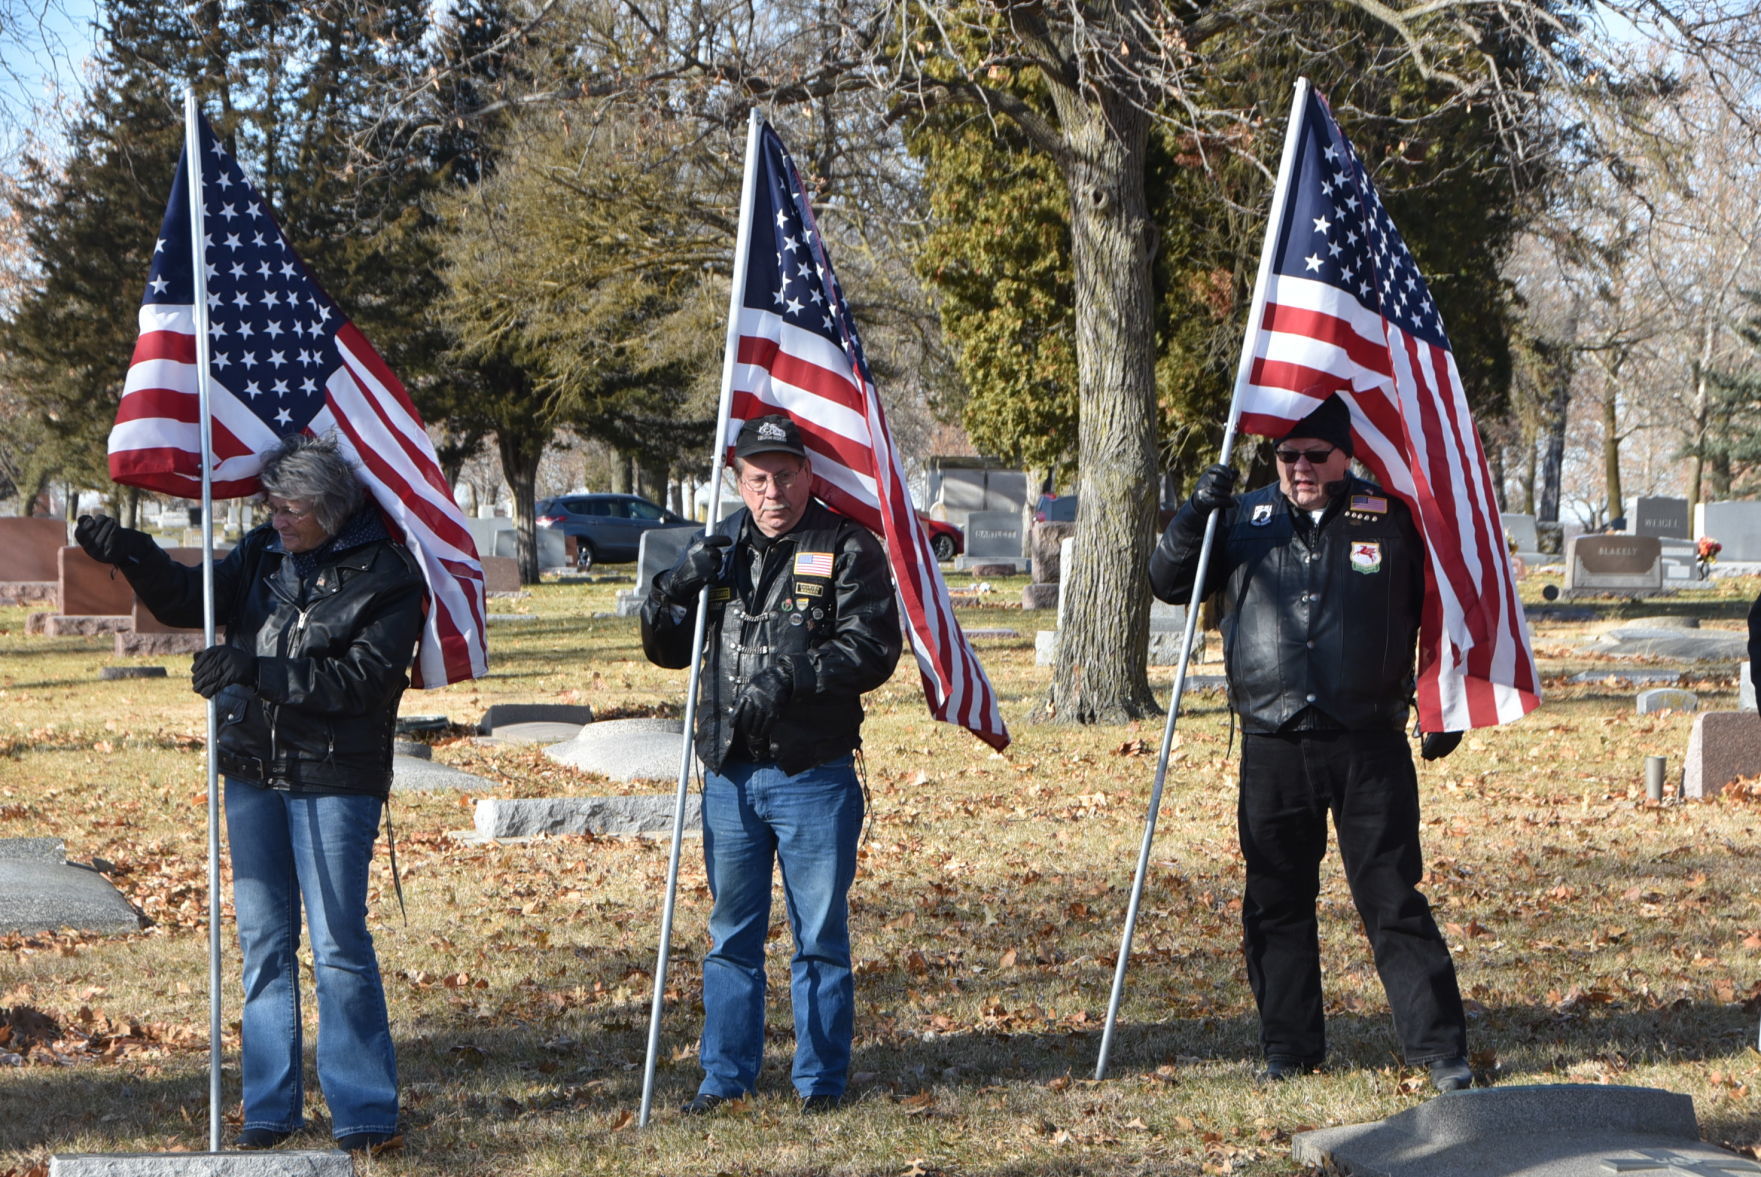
919, 512, 964, 562
1033, 494, 1077, 523
1033, 493, 1177, 532
535, 493, 694, 570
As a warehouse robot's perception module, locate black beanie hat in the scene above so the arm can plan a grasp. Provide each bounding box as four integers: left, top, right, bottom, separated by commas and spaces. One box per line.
1277, 393, 1353, 454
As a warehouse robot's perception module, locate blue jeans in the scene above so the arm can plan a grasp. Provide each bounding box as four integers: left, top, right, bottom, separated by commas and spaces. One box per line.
224, 780, 398, 1138
698, 756, 863, 1099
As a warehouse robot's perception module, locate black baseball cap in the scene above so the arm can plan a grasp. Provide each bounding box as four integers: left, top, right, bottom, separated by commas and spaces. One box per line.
733, 414, 807, 460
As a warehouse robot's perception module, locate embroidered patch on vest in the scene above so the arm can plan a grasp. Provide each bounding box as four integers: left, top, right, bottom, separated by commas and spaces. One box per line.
1349, 494, 1388, 514
795, 582, 824, 598
794, 551, 835, 577
1251, 503, 1274, 526
1349, 541, 1383, 574
709, 586, 733, 603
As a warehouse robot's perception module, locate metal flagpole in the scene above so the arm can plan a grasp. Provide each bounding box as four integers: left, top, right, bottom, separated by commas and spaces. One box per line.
179, 89, 225, 1151
1094, 77, 1313, 1081
637, 106, 765, 1128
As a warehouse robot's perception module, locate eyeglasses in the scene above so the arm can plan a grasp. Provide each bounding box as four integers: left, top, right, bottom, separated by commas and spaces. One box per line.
1274, 447, 1337, 466
739, 469, 804, 494
266, 500, 314, 521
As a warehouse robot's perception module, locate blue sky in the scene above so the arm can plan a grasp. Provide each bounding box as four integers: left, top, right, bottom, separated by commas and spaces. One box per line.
0, 0, 97, 161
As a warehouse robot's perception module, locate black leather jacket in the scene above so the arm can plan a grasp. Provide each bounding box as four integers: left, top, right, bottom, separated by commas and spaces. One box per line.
121, 516, 427, 795
640, 501, 902, 775
1148, 475, 1423, 733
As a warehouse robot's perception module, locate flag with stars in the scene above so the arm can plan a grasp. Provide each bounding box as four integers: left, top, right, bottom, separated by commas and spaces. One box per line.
109, 112, 486, 688
728, 123, 1009, 750
1236, 84, 1538, 731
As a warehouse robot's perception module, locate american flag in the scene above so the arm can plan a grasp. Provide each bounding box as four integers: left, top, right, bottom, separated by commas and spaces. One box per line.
109, 113, 486, 688
729, 123, 1009, 750
1236, 85, 1539, 731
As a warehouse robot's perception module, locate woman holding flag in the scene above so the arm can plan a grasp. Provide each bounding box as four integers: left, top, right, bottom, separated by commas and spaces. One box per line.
76, 432, 420, 1154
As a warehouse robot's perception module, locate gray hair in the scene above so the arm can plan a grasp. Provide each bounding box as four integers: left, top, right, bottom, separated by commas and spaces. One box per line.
258, 433, 363, 537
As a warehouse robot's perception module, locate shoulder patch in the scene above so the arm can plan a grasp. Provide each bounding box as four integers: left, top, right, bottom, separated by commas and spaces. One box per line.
1250, 502, 1275, 527
794, 551, 835, 578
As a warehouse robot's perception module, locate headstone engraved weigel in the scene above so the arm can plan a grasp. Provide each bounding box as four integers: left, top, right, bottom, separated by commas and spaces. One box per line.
1629, 496, 1691, 539
1564, 534, 1663, 595
1293, 1083, 1759, 1177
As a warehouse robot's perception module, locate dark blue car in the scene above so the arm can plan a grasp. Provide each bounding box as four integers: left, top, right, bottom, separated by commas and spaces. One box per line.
536, 493, 694, 570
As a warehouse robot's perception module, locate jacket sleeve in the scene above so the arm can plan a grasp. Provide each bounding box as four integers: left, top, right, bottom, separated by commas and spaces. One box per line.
253, 555, 426, 715
118, 533, 247, 631
1147, 501, 1230, 605
783, 526, 901, 698
640, 563, 699, 670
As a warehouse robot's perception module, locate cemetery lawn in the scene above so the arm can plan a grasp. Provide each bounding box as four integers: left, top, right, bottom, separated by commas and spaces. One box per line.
4, 570, 1761, 1175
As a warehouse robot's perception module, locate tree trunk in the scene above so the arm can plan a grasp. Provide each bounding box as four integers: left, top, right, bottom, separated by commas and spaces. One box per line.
1535, 380, 1567, 525
1045, 86, 1160, 723
1600, 387, 1622, 522
497, 418, 545, 585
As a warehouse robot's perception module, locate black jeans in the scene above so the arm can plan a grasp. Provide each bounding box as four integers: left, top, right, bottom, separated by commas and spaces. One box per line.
1238, 729, 1466, 1065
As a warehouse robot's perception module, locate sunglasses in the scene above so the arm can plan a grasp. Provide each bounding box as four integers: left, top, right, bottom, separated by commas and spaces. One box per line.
1274, 446, 1337, 465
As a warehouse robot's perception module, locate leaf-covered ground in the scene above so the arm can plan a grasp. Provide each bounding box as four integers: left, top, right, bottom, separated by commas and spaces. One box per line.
3, 571, 1760, 1175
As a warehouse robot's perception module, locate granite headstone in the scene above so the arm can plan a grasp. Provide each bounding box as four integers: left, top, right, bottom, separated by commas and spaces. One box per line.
1682, 711, 1761, 798
1697, 500, 1761, 562
0, 517, 68, 582
1564, 535, 1662, 594
1629, 496, 1690, 539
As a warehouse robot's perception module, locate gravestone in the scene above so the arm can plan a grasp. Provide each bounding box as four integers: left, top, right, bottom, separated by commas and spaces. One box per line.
464, 516, 510, 555
1742, 661, 1755, 712
392, 755, 497, 793
0, 838, 142, 936
938, 467, 987, 511
1629, 496, 1691, 539
1563, 535, 1663, 595
58, 548, 135, 616
118, 598, 205, 657
616, 527, 700, 617
1697, 500, 1761, 562
1578, 626, 1748, 661
1500, 513, 1541, 561
481, 555, 522, 594
1021, 583, 1059, 610
544, 717, 692, 783
469, 793, 701, 840
0, 517, 68, 582
1569, 669, 1681, 687
1636, 688, 1699, 715
1293, 1084, 1751, 1177
1681, 712, 1761, 798
478, 703, 595, 733
957, 510, 1026, 570
1030, 521, 1077, 583
492, 526, 566, 569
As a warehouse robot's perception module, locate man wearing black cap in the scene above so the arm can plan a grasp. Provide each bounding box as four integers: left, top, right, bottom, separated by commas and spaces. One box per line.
641, 413, 901, 1115
1148, 392, 1473, 1093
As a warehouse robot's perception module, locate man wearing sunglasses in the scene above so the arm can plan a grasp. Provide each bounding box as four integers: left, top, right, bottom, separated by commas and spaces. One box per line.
1148, 393, 1472, 1094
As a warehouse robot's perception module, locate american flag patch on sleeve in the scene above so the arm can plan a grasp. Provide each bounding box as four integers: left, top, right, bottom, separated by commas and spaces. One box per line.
794, 551, 835, 578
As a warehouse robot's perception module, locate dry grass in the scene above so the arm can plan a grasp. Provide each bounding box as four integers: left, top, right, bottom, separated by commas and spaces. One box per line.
3, 570, 1761, 1175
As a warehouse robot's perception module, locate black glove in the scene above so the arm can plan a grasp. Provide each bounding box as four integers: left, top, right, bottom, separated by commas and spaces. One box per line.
191, 646, 257, 699
1420, 731, 1462, 761
75, 514, 150, 566
732, 665, 794, 749
656, 534, 733, 605
1190, 464, 1238, 515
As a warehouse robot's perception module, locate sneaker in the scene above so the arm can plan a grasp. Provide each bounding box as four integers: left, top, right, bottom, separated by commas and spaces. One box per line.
800, 1093, 842, 1115
680, 1092, 733, 1116
335, 1132, 404, 1155
1428, 1057, 1473, 1093
233, 1128, 291, 1151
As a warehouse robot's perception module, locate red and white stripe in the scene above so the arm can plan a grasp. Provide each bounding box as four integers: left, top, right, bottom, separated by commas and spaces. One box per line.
730, 313, 1010, 751
109, 305, 487, 688
1239, 272, 1540, 731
